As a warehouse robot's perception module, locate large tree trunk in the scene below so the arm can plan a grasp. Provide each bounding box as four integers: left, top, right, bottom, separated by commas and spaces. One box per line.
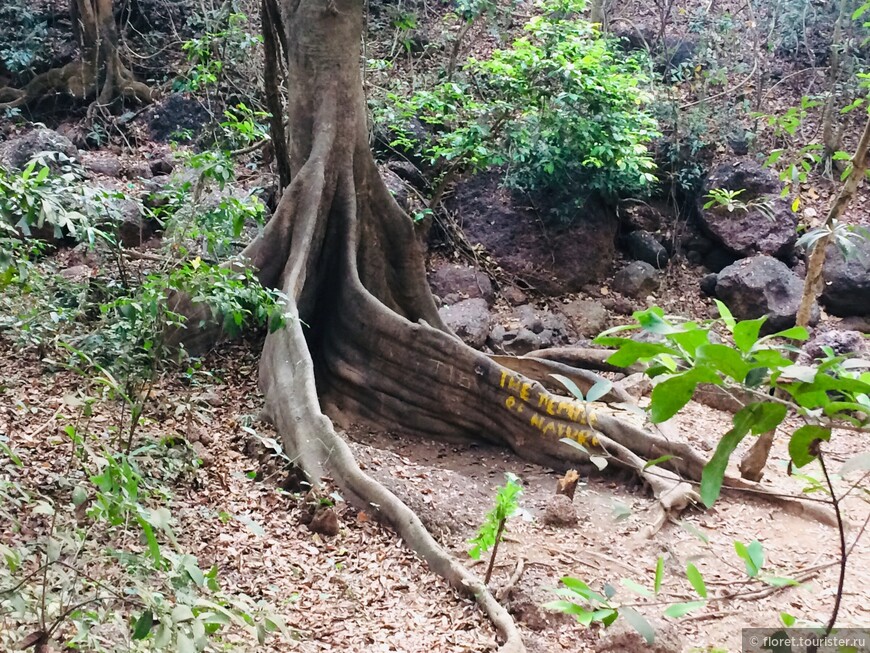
0, 0, 150, 109
170, 0, 830, 647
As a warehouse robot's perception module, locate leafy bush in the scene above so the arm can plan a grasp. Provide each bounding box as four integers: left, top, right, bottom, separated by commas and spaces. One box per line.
0, 0, 49, 74
380, 0, 659, 215
0, 154, 101, 243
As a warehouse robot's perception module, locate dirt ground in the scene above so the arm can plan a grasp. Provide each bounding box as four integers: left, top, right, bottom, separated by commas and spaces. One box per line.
4, 313, 867, 652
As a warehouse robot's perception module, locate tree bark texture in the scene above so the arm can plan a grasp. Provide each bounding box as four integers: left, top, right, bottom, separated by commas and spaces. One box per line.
173, 0, 833, 646
0, 0, 151, 109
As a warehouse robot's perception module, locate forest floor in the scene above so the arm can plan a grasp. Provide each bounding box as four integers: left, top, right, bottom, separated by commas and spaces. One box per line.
3, 262, 869, 652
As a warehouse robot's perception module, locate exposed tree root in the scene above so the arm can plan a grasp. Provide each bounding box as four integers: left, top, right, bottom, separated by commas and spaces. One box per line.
165, 0, 839, 648
0, 0, 152, 111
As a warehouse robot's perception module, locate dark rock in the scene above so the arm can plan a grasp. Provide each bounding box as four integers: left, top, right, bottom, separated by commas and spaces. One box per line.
560, 299, 608, 338
612, 261, 661, 298
438, 298, 492, 349
139, 93, 211, 143
308, 507, 340, 537
0, 128, 78, 171
81, 153, 122, 178
600, 296, 635, 315
108, 197, 154, 247
502, 328, 543, 356
701, 246, 738, 272
124, 162, 153, 180
149, 156, 174, 176
449, 171, 617, 294
715, 255, 818, 330
542, 494, 577, 526
699, 160, 797, 259
616, 27, 696, 74
619, 203, 668, 233
801, 330, 865, 362
684, 233, 714, 256
382, 167, 411, 212
839, 316, 870, 333
821, 240, 870, 316
502, 286, 528, 306
488, 324, 507, 349
699, 273, 718, 296
429, 263, 495, 305
624, 230, 669, 268
386, 159, 427, 192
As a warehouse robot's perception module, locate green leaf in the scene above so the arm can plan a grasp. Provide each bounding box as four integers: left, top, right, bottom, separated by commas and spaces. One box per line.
551, 374, 584, 401
765, 326, 809, 341
172, 604, 195, 624
714, 300, 736, 330
649, 369, 717, 423
733, 318, 766, 352
620, 578, 653, 597
662, 601, 706, 618
643, 455, 674, 470
734, 540, 764, 577
72, 486, 88, 507
780, 612, 796, 627
761, 575, 799, 587
177, 631, 196, 653
586, 379, 613, 402
654, 556, 664, 594
686, 563, 707, 598
696, 344, 751, 382
788, 425, 831, 468
621, 607, 656, 644
132, 610, 154, 640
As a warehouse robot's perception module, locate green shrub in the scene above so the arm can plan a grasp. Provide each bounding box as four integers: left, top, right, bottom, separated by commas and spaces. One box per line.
380, 0, 659, 216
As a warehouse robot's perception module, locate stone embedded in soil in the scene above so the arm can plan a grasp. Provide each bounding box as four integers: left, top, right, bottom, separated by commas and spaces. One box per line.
822, 239, 870, 316
715, 255, 817, 330
559, 298, 609, 338
309, 507, 340, 537
429, 262, 495, 305
449, 170, 617, 294
0, 127, 78, 171
800, 329, 865, 363
541, 494, 578, 526
438, 298, 492, 349
612, 261, 661, 298
624, 230, 669, 269
81, 152, 123, 178
698, 160, 797, 259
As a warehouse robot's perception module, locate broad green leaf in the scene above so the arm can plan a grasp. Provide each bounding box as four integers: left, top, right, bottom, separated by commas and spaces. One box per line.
620, 578, 653, 597
649, 368, 718, 423
654, 556, 664, 594
780, 612, 796, 626
172, 604, 195, 624
132, 610, 154, 640
761, 575, 799, 587
700, 402, 785, 507
734, 540, 764, 577
788, 425, 831, 468
663, 601, 706, 618
586, 379, 613, 402
72, 486, 88, 507
551, 374, 584, 401
696, 344, 751, 382
621, 607, 655, 644
543, 600, 591, 618
177, 631, 195, 653
686, 563, 707, 598
733, 318, 766, 352
764, 326, 809, 341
